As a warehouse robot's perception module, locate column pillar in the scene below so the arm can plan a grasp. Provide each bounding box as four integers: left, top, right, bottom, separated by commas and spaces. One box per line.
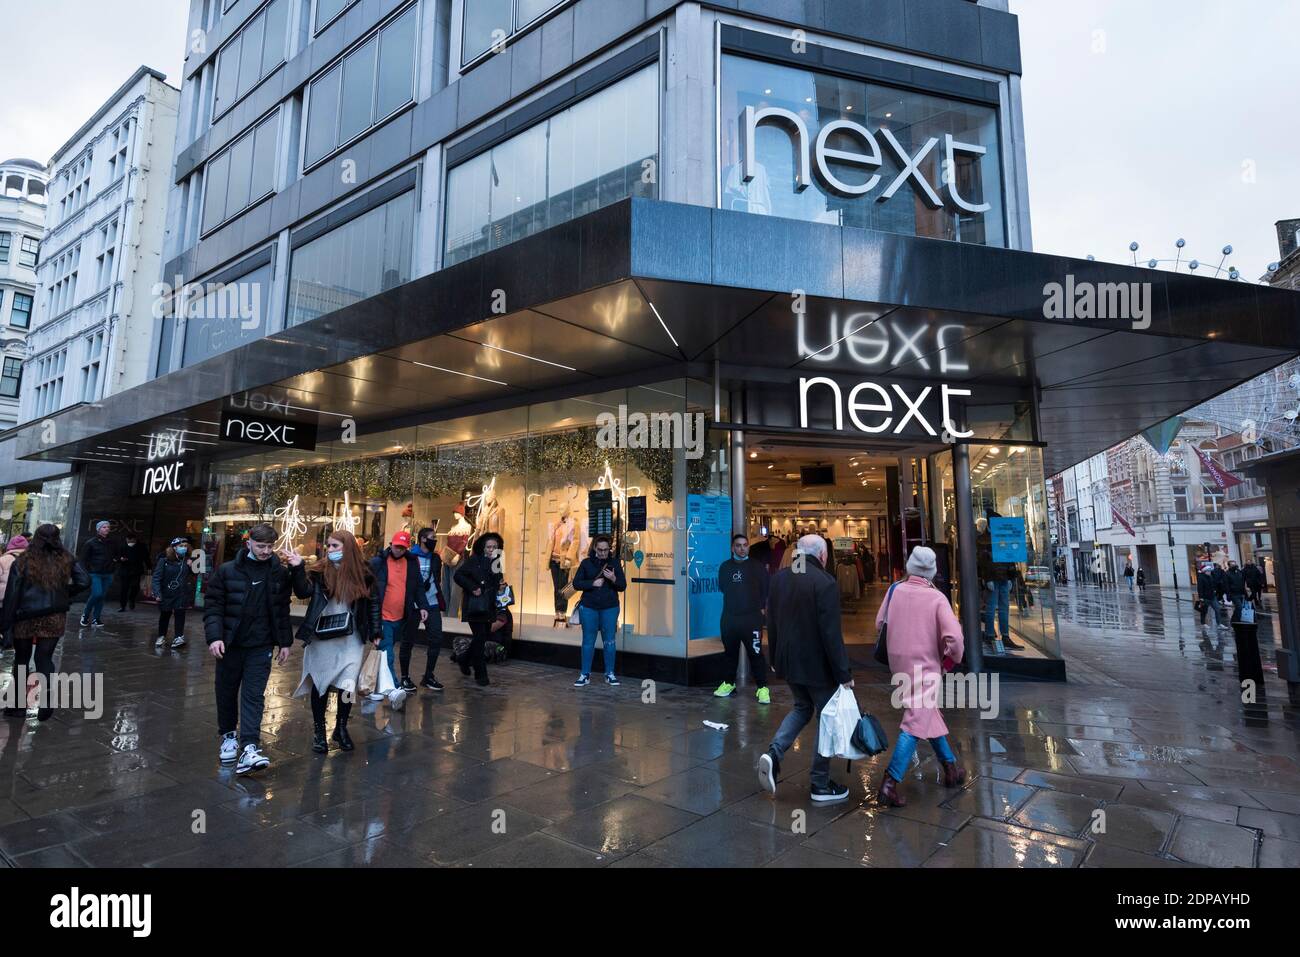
954, 442, 984, 673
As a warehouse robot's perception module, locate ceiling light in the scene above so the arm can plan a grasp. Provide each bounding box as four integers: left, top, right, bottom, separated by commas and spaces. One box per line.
749, 451, 758, 459
473, 341, 577, 371
409, 360, 507, 386
646, 300, 680, 350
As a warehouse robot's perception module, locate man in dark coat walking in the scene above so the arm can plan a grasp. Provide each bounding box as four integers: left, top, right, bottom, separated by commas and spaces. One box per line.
757, 534, 852, 803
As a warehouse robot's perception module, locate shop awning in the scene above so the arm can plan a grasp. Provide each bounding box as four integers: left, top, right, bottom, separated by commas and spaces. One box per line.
14, 198, 1299, 477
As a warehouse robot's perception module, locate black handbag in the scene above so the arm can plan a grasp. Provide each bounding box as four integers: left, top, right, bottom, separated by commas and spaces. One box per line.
314, 611, 353, 639
851, 713, 889, 756
874, 582, 899, 666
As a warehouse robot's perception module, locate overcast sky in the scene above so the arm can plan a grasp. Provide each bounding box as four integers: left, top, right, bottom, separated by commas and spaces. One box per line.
0, 0, 1296, 277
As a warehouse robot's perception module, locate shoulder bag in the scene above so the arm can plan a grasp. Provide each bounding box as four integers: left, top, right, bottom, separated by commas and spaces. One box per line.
873, 581, 900, 666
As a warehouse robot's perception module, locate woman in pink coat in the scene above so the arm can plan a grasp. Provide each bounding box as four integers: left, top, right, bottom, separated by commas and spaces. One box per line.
874, 545, 966, 807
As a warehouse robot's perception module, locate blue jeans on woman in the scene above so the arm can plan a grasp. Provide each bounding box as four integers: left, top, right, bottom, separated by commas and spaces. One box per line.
84, 573, 113, 623
886, 730, 957, 782
578, 604, 619, 677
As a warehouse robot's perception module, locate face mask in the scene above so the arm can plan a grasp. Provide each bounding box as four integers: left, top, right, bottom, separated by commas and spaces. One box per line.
733, 551, 748, 561
175, 547, 188, 556
328, 550, 344, 563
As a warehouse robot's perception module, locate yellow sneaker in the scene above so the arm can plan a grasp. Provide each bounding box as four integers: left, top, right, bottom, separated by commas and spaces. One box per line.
713, 681, 736, 697
756, 687, 771, 705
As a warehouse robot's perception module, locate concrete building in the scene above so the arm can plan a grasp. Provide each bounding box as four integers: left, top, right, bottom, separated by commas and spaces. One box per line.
0, 159, 47, 430
9, 0, 1300, 683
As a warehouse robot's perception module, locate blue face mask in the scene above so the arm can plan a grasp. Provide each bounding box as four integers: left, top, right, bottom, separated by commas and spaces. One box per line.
733, 550, 748, 561
175, 547, 188, 556
328, 550, 344, 563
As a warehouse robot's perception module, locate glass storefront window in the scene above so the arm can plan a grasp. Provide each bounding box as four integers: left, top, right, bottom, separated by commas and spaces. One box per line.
967, 444, 1059, 657
444, 64, 659, 266
720, 53, 1005, 245
286, 188, 416, 326
182, 257, 275, 366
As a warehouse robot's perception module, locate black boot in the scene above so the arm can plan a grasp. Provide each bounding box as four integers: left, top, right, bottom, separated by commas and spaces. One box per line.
37, 707, 54, 722
332, 722, 354, 751
312, 722, 328, 753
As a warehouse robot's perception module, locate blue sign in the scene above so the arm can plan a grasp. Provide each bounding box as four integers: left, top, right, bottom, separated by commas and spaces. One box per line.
989, 516, 1027, 563
687, 494, 732, 639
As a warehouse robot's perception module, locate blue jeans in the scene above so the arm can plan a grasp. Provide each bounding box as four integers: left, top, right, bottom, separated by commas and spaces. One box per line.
886, 730, 957, 782
85, 573, 113, 622
379, 619, 402, 687
579, 604, 619, 676
983, 580, 1011, 640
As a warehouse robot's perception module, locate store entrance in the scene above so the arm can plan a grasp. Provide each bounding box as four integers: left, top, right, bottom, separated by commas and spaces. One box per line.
742, 436, 946, 651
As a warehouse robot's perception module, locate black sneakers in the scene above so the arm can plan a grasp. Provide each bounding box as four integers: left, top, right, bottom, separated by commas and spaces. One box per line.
420, 676, 443, 692
400, 676, 418, 693
810, 781, 851, 803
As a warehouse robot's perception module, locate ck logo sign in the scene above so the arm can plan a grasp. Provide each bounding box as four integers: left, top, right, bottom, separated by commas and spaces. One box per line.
219, 409, 318, 450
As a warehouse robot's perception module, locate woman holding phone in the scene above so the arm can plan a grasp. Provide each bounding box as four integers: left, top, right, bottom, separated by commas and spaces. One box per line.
572, 534, 626, 687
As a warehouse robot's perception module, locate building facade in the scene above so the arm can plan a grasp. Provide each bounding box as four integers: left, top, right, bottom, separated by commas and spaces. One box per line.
11, 0, 1300, 683
0, 159, 47, 431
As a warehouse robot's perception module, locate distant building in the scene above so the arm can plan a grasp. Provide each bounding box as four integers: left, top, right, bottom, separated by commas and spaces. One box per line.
0, 158, 47, 430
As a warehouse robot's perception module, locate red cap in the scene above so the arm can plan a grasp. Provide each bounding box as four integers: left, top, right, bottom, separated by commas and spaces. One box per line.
391, 531, 412, 548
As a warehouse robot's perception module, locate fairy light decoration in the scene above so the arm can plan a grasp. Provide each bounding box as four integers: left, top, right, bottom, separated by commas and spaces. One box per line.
273, 495, 307, 552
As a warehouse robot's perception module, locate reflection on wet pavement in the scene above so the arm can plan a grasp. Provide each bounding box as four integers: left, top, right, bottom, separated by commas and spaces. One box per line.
0, 588, 1296, 868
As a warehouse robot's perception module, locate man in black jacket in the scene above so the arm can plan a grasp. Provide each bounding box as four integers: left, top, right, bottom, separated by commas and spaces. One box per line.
714, 533, 770, 703
78, 520, 120, 627
117, 532, 148, 611
757, 534, 852, 803
204, 523, 306, 775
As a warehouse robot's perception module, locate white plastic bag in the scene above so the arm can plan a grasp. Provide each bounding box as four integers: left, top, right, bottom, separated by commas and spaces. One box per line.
1240, 601, 1255, 625
817, 685, 868, 760
376, 653, 406, 710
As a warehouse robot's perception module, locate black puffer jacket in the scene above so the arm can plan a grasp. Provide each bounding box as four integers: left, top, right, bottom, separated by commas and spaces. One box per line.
295, 569, 381, 645
152, 556, 197, 611
454, 539, 502, 624
79, 536, 120, 575
203, 548, 308, 649
1, 553, 91, 628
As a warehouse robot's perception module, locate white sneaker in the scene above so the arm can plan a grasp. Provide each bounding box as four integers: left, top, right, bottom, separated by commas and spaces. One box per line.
367, 692, 385, 701
218, 732, 238, 764
387, 688, 407, 711
236, 743, 271, 775
171, 635, 186, 648
155, 636, 167, 647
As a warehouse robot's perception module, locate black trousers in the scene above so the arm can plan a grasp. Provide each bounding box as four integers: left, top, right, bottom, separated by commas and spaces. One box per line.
460, 620, 490, 682
399, 611, 441, 680
309, 685, 353, 728
158, 608, 187, 637
215, 644, 275, 746
549, 560, 570, 615
11, 637, 58, 707
721, 616, 768, 688
118, 572, 141, 610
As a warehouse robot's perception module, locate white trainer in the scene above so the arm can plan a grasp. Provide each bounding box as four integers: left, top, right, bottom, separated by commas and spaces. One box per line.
171, 635, 186, 648
218, 732, 238, 764
236, 743, 271, 775
155, 636, 167, 647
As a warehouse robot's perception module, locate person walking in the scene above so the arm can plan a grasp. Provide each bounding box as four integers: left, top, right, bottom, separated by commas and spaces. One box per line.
409, 528, 446, 692
1210, 562, 1231, 631
1243, 560, 1264, 605
0, 535, 29, 613
1196, 562, 1223, 633
1123, 558, 1135, 592
78, 520, 119, 627
203, 523, 306, 775
571, 534, 626, 687
874, 546, 967, 807
152, 537, 197, 649
1226, 560, 1248, 622
0, 525, 90, 720
294, 530, 378, 753
1135, 567, 1146, 593
117, 532, 148, 612
453, 532, 504, 687
757, 534, 852, 803
369, 530, 429, 701
714, 532, 771, 703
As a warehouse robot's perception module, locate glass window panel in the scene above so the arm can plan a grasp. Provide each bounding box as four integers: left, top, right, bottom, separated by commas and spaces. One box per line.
236, 11, 265, 98
316, 0, 351, 31
339, 37, 378, 145
261, 0, 288, 76
444, 152, 491, 263
250, 114, 278, 200
516, 0, 559, 29
462, 0, 512, 64
202, 150, 231, 232
287, 190, 415, 326
183, 261, 274, 365
224, 131, 255, 221
305, 63, 342, 165
214, 40, 240, 116
376, 7, 417, 119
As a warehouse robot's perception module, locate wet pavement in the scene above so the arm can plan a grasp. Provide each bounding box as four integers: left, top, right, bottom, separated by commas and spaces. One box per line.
0, 585, 1297, 868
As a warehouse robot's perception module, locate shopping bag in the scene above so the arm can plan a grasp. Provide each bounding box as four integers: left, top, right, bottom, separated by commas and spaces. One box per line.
1240, 601, 1255, 625
850, 713, 890, 756
376, 652, 406, 709
357, 645, 381, 697
817, 686, 869, 760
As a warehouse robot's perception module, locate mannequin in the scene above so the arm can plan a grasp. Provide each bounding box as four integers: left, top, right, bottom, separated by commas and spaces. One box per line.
546, 502, 580, 626
442, 505, 473, 619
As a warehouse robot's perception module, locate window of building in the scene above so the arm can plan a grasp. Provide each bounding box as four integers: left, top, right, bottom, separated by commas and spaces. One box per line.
1203, 482, 1223, 517
1172, 485, 1190, 516
286, 187, 415, 327
0, 357, 20, 399
19, 236, 39, 268
0, 233, 9, 264
719, 53, 1006, 246
34, 348, 67, 417
445, 64, 658, 266
107, 120, 131, 182
182, 254, 275, 365
202, 110, 280, 234
212, 0, 289, 120
303, 4, 417, 168
11, 293, 32, 329
314, 0, 357, 33
461, 0, 568, 66
80, 331, 104, 403
96, 220, 119, 290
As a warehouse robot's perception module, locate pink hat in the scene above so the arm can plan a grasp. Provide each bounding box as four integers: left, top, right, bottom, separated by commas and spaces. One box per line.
5, 535, 28, 551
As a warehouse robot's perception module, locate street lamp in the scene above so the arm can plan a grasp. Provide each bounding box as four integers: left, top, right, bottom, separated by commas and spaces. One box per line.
1165, 511, 1180, 601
